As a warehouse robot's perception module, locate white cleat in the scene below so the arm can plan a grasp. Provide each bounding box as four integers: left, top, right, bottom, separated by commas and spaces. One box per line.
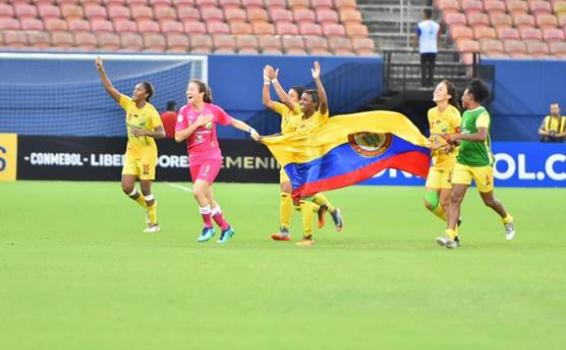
445, 238, 460, 249
144, 224, 160, 233
504, 222, 516, 241
436, 235, 460, 249
436, 235, 448, 247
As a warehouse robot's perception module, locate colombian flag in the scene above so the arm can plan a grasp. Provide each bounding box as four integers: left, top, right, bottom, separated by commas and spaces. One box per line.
261, 111, 431, 198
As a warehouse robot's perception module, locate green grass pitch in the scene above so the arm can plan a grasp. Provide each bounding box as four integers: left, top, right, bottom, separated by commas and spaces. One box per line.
1, 181, 565, 350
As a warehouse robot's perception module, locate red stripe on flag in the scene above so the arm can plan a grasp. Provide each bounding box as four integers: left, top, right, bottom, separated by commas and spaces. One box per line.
292, 151, 430, 198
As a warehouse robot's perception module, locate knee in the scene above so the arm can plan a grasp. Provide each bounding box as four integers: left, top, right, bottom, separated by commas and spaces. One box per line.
450, 193, 463, 206
440, 197, 450, 210
483, 197, 496, 208
122, 183, 134, 195
280, 182, 291, 194
192, 186, 206, 200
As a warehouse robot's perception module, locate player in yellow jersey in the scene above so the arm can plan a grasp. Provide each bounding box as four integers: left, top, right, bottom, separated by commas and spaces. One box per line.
294, 61, 344, 247
424, 80, 462, 232
262, 64, 342, 243
95, 57, 166, 232
261, 65, 322, 239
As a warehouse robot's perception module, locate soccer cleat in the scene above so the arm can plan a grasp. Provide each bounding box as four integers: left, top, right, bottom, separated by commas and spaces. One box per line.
445, 237, 460, 249
143, 224, 160, 233
271, 232, 291, 241
436, 235, 460, 248
217, 226, 235, 244
197, 226, 215, 243
296, 237, 315, 247
271, 227, 290, 241
330, 208, 343, 232
317, 205, 328, 228
504, 222, 516, 241
436, 235, 449, 247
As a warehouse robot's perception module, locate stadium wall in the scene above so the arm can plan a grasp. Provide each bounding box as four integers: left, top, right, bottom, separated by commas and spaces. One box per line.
482, 59, 566, 142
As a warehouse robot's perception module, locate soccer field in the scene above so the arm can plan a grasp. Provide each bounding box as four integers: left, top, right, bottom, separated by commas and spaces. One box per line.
1, 181, 565, 350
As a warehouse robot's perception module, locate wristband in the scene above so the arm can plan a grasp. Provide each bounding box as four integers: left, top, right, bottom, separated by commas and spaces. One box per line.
271, 79, 278, 84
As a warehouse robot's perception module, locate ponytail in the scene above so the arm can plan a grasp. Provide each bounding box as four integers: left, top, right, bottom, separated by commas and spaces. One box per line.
442, 80, 460, 112
204, 85, 213, 103
141, 81, 154, 102
191, 79, 213, 103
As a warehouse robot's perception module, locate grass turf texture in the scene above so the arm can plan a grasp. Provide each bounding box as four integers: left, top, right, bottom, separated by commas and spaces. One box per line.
1, 181, 565, 350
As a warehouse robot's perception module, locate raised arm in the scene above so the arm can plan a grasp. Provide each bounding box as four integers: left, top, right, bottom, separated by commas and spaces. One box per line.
262, 65, 276, 111
265, 66, 295, 111
311, 61, 328, 115
95, 56, 121, 103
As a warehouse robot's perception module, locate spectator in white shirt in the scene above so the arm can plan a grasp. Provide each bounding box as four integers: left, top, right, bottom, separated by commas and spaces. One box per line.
415, 9, 440, 87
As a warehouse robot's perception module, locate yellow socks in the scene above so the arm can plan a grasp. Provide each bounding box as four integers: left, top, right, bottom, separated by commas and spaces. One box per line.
280, 192, 293, 229
300, 200, 315, 238
147, 201, 158, 225
311, 203, 321, 213
445, 228, 458, 240
502, 214, 513, 224
143, 194, 158, 225
128, 189, 147, 208
135, 196, 147, 208
432, 206, 447, 221
312, 193, 335, 212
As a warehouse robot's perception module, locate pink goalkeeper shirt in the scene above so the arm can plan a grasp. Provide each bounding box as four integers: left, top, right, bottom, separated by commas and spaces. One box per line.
175, 103, 232, 166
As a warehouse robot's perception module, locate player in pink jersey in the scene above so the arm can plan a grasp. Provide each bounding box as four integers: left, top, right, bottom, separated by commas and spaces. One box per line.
175, 79, 260, 244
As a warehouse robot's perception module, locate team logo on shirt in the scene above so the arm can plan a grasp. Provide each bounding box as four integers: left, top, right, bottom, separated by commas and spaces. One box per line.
348, 132, 392, 158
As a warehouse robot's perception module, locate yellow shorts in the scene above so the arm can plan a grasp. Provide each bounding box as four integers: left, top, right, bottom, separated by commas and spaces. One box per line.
279, 167, 290, 184
452, 163, 494, 193
122, 152, 157, 181
425, 166, 453, 190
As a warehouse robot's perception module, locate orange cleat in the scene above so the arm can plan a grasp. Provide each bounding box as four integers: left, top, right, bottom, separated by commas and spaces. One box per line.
271, 232, 291, 241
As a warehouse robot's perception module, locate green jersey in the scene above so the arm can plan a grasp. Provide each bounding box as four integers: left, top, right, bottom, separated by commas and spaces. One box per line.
457, 106, 493, 166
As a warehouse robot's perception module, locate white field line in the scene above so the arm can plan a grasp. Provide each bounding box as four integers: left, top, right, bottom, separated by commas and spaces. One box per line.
166, 183, 193, 193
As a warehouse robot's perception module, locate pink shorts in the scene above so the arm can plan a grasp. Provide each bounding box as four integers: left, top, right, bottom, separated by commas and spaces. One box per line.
190, 159, 222, 184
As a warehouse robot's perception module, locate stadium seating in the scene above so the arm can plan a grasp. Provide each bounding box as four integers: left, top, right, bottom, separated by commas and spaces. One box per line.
166, 32, 190, 52
0, 0, 375, 55
437, 0, 566, 59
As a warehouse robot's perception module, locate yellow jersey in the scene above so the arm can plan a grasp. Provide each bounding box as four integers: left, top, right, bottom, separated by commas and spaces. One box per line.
541, 115, 566, 133
119, 95, 163, 158
296, 109, 330, 133
428, 104, 461, 169
273, 101, 301, 134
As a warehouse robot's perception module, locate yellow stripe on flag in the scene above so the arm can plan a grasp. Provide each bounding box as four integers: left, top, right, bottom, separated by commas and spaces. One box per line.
262, 111, 430, 166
